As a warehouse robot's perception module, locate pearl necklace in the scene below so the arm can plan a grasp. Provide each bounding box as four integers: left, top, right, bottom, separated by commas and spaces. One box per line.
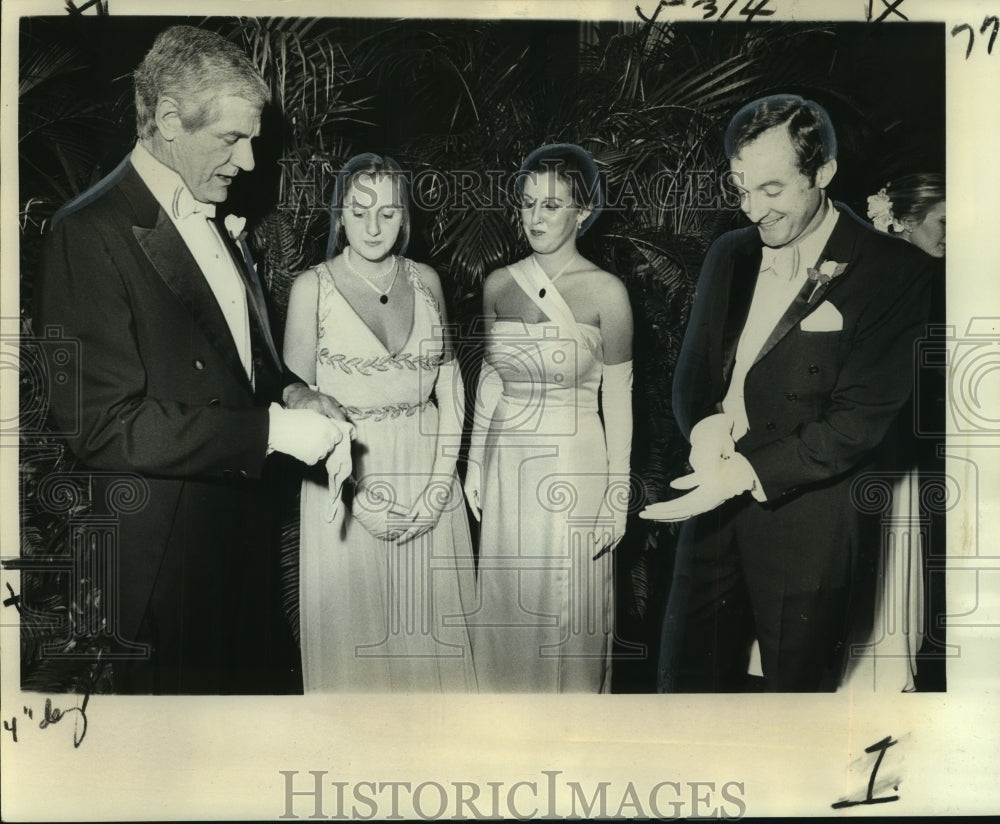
345, 246, 399, 305
537, 255, 575, 299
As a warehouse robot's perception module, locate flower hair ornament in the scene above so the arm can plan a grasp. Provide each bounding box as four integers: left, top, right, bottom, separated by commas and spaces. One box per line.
866, 186, 906, 234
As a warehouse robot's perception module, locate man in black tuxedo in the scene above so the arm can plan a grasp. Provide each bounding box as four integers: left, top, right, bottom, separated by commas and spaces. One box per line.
33, 26, 346, 694
641, 95, 933, 691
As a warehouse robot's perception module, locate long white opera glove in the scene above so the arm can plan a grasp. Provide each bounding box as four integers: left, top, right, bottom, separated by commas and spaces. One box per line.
463, 360, 503, 521
267, 403, 350, 465
600, 360, 633, 551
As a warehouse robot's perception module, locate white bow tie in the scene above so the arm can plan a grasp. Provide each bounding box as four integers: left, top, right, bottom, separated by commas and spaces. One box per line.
759, 244, 800, 281
171, 186, 217, 221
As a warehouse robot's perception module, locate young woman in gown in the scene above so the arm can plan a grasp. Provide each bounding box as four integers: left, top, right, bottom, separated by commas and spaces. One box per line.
464, 144, 634, 692
284, 153, 477, 692
844, 173, 946, 692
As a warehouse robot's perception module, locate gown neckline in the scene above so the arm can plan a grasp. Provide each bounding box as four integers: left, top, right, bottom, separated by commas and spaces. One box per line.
320, 257, 417, 356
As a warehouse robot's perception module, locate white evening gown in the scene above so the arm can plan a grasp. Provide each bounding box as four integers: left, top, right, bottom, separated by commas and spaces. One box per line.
468, 257, 617, 692
298, 258, 477, 692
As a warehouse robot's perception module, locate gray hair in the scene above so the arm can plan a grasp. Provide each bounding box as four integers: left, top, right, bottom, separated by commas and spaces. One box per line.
133, 25, 269, 139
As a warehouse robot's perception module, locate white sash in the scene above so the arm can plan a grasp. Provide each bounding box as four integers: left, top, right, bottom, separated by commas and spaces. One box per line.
505, 256, 591, 348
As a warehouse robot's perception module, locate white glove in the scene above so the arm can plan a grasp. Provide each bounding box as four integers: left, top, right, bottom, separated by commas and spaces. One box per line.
464, 360, 503, 521
639, 453, 758, 522
688, 413, 736, 472
324, 427, 356, 523
267, 402, 350, 465
600, 360, 633, 551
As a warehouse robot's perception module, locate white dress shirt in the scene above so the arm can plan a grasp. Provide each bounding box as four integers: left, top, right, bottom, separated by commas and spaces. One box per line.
131, 142, 253, 381
722, 199, 841, 442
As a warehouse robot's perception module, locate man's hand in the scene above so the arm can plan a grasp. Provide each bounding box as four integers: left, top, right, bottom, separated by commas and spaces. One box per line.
639, 453, 757, 522
268, 403, 351, 465
283, 382, 348, 422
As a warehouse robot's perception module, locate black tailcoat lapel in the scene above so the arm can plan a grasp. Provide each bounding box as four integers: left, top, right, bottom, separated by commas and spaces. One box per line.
749, 203, 866, 369
121, 167, 253, 392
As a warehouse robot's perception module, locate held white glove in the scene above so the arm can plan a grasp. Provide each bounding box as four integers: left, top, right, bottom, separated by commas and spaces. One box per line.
600, 360, 633, 550
267, 402, 350, 465
464, 360, 503, 521
324, 428, 356, 523
639, 453, 758, 522
688, 413, 736, 472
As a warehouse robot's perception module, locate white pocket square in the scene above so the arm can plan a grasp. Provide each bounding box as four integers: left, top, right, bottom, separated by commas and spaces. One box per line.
800, 301, 843, 332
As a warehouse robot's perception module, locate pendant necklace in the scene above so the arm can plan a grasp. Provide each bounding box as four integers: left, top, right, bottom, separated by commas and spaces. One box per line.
345, 246, 399, 305
538, 256, 575, 299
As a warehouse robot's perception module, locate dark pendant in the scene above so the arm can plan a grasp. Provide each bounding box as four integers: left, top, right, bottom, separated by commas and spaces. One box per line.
539, 288, 546, 298
380, 294, 389, 305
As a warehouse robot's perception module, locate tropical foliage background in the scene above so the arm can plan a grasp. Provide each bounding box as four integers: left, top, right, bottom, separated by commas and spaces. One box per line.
15, 9, 944, 692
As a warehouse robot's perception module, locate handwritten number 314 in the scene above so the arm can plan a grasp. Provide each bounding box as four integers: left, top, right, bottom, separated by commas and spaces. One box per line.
691, 0, 774, 20
953, 17, 999, 59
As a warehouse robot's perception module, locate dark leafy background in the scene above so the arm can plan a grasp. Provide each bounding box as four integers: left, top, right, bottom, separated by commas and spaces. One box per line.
16, 12, 944, 692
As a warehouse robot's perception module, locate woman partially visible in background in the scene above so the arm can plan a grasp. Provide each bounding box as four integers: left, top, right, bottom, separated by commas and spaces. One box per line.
847, 172, 946, 692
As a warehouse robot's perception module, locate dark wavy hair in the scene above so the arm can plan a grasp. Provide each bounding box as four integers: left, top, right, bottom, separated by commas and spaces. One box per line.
133, 25, 269, 140
516, 143, 604, 236
724, 94, 837, 185
326, 153, 410, 259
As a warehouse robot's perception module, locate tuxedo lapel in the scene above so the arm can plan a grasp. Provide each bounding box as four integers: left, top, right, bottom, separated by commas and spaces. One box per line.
721, 243, 762, 384
751, 204, 863, 367
215, 220, 281, 371
133, 206, 251, 391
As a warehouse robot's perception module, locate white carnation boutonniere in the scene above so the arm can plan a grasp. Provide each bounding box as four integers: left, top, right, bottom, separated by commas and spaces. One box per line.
806, 259, 848, 301
224, 214, 247, 242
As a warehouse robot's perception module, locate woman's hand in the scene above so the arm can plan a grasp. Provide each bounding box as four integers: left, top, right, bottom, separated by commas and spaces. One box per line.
395, 477, 453, 544
350, 482, 400, 540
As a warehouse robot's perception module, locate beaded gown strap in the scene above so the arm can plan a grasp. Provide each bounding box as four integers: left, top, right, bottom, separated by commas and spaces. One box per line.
314, 260, 337, 341
403, 257, 442, 323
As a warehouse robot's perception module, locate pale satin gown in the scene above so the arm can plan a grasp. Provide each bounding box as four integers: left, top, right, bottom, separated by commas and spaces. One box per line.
468, 258, 616, 692
298, 258, 477, 692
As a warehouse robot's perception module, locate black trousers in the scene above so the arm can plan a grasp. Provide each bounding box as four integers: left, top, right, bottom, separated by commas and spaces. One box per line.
657, 492, 861, 693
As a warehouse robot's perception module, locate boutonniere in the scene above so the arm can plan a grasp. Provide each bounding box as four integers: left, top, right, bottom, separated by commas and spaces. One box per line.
806, 259, 847, 301
224, 214, 247, 242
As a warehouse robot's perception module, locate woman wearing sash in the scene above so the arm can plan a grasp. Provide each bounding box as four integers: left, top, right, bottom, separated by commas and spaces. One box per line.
464, 144, 634, 692
284, 153, 477, 692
